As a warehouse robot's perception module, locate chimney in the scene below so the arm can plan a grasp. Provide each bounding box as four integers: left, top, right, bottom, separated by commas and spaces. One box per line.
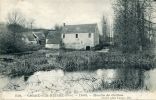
63, 23, 66, 27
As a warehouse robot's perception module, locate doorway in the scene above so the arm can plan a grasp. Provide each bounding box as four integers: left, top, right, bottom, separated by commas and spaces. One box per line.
86, 46, 90, 50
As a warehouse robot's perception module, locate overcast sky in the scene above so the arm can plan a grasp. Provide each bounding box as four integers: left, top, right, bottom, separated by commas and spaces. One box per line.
0, 0, 114, 29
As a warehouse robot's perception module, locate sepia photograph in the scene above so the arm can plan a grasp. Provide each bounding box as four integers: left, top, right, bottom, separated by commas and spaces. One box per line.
0, 0, 156, 99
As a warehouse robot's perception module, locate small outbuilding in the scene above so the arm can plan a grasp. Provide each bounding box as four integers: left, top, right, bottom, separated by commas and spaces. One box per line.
33, 31, 46, 46
22, 32, 37, 44
45, 30, 61, 49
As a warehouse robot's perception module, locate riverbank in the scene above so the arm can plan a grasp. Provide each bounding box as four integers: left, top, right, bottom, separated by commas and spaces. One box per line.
57, 50, 155, 71
1, 68, 156, 92
0, 50, 155, 77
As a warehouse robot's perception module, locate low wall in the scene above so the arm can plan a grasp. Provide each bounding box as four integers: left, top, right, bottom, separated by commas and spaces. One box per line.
45, 44, 60, 49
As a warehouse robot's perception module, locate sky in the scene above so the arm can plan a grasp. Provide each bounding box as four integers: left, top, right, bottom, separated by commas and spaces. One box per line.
0, 0, 114, 30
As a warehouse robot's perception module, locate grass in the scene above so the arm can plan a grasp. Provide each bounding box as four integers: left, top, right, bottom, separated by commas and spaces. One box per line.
0, 51, 56, 77
0, 50, 154, 91
57, 51, 155, 71
0, 49, 155, 77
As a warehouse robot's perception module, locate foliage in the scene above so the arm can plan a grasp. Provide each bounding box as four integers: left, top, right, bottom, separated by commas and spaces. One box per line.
100, 16, 110, 45
54, 24, 63, 32
0, 31, 41, 54
7, 10, 25, 26
113, 0, 153, 53
0, 52, 50, 77
0, 50, 155, 77
0, 31, 26, 53
57, 51, 154, 71
7, 10, 28, 33
43, 30, 49, 39
101, 16, 108, 41
0, 10, 38, 54
7, 24, 27, 33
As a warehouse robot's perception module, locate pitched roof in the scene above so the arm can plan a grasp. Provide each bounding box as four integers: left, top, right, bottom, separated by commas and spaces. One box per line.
46, 30, 61, 44
22, 32, 35, 41
33, 31, 45, 40
62, 23, 97, 34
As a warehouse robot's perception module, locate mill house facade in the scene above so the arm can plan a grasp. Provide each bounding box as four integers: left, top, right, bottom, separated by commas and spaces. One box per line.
61, 23, 100, 50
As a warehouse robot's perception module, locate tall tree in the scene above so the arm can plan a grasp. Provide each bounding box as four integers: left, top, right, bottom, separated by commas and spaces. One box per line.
114, 0, 153, 53
7, 10, 27, 33
0, 10, 28, 53
102, 16, 108, 40
54, 24, 63, 33
100, 16, 110, 45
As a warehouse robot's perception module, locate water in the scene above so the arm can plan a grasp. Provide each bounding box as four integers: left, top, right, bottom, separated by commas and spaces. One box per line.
0, 68, 156, 92
144, 69, 156, 91
0, 75, 26, 91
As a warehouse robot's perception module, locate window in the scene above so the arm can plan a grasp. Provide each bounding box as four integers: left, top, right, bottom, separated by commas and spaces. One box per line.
88, 33, 91, 38
63, 34, 65, 38
76, 34, 78, 38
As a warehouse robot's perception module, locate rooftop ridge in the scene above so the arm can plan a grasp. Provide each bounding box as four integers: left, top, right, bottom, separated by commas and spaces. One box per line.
64, 23, 97, 26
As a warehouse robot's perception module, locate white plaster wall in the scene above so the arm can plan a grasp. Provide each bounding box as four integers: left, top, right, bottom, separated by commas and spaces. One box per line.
46, 39, 48, 44
62, 33, 94, 49
45, 44, 60, 49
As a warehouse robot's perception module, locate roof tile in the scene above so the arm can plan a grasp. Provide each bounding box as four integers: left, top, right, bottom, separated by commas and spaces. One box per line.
62, 23, 97, 34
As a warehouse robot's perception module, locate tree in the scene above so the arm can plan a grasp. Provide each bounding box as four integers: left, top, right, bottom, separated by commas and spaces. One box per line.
29, 19, 35, 30
54, 24, 64, 48
0, 10, 27, 53
0, 31, 26, 53
100, 16, 110, 46
102, 16, 108, 40
113, 0, 153, 53
54, 24, 63, 33
7, 10, 27, 33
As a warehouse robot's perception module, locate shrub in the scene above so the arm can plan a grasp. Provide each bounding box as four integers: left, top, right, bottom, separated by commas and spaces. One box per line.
0, 50, 155, 77
56, 51, 155, 71
0, 31, 26, 54
0, 51, 50, 77
93, 44, 103, 50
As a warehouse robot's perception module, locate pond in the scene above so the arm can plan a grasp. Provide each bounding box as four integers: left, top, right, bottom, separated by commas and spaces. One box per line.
0, 67, 155, 93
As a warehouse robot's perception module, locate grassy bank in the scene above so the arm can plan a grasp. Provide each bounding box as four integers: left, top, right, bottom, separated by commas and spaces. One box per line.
0, 51, 51, 77
0, 50, 155, 77
57, 51, 155, 71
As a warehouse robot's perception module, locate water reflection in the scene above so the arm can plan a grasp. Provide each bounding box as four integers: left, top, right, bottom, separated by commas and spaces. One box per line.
114, 68, 144, 90
0, 68, 156, 92
144, 69, 156, 91
97, 68, 156, 91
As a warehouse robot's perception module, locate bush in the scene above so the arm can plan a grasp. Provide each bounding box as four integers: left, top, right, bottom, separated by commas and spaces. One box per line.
56, 51, 155, 71
0, 51, 50, 77
0, 31, 26, 54
0, 31, 42, 54
0, 50, 155, 77
93, 44, 103, 50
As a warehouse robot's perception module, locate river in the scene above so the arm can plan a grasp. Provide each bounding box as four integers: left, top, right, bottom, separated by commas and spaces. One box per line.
0, 67, 155, 93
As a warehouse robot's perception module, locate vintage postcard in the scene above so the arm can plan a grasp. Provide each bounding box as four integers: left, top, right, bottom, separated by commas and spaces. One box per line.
0, 0, 156, 100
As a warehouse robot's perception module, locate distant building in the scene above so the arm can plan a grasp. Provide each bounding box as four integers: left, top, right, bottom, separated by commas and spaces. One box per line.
22, 32, 37, 44
62, 23, 99, 50
33, 31, 46, 46
45, 30, 61, 49
31, 29, 47, 46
